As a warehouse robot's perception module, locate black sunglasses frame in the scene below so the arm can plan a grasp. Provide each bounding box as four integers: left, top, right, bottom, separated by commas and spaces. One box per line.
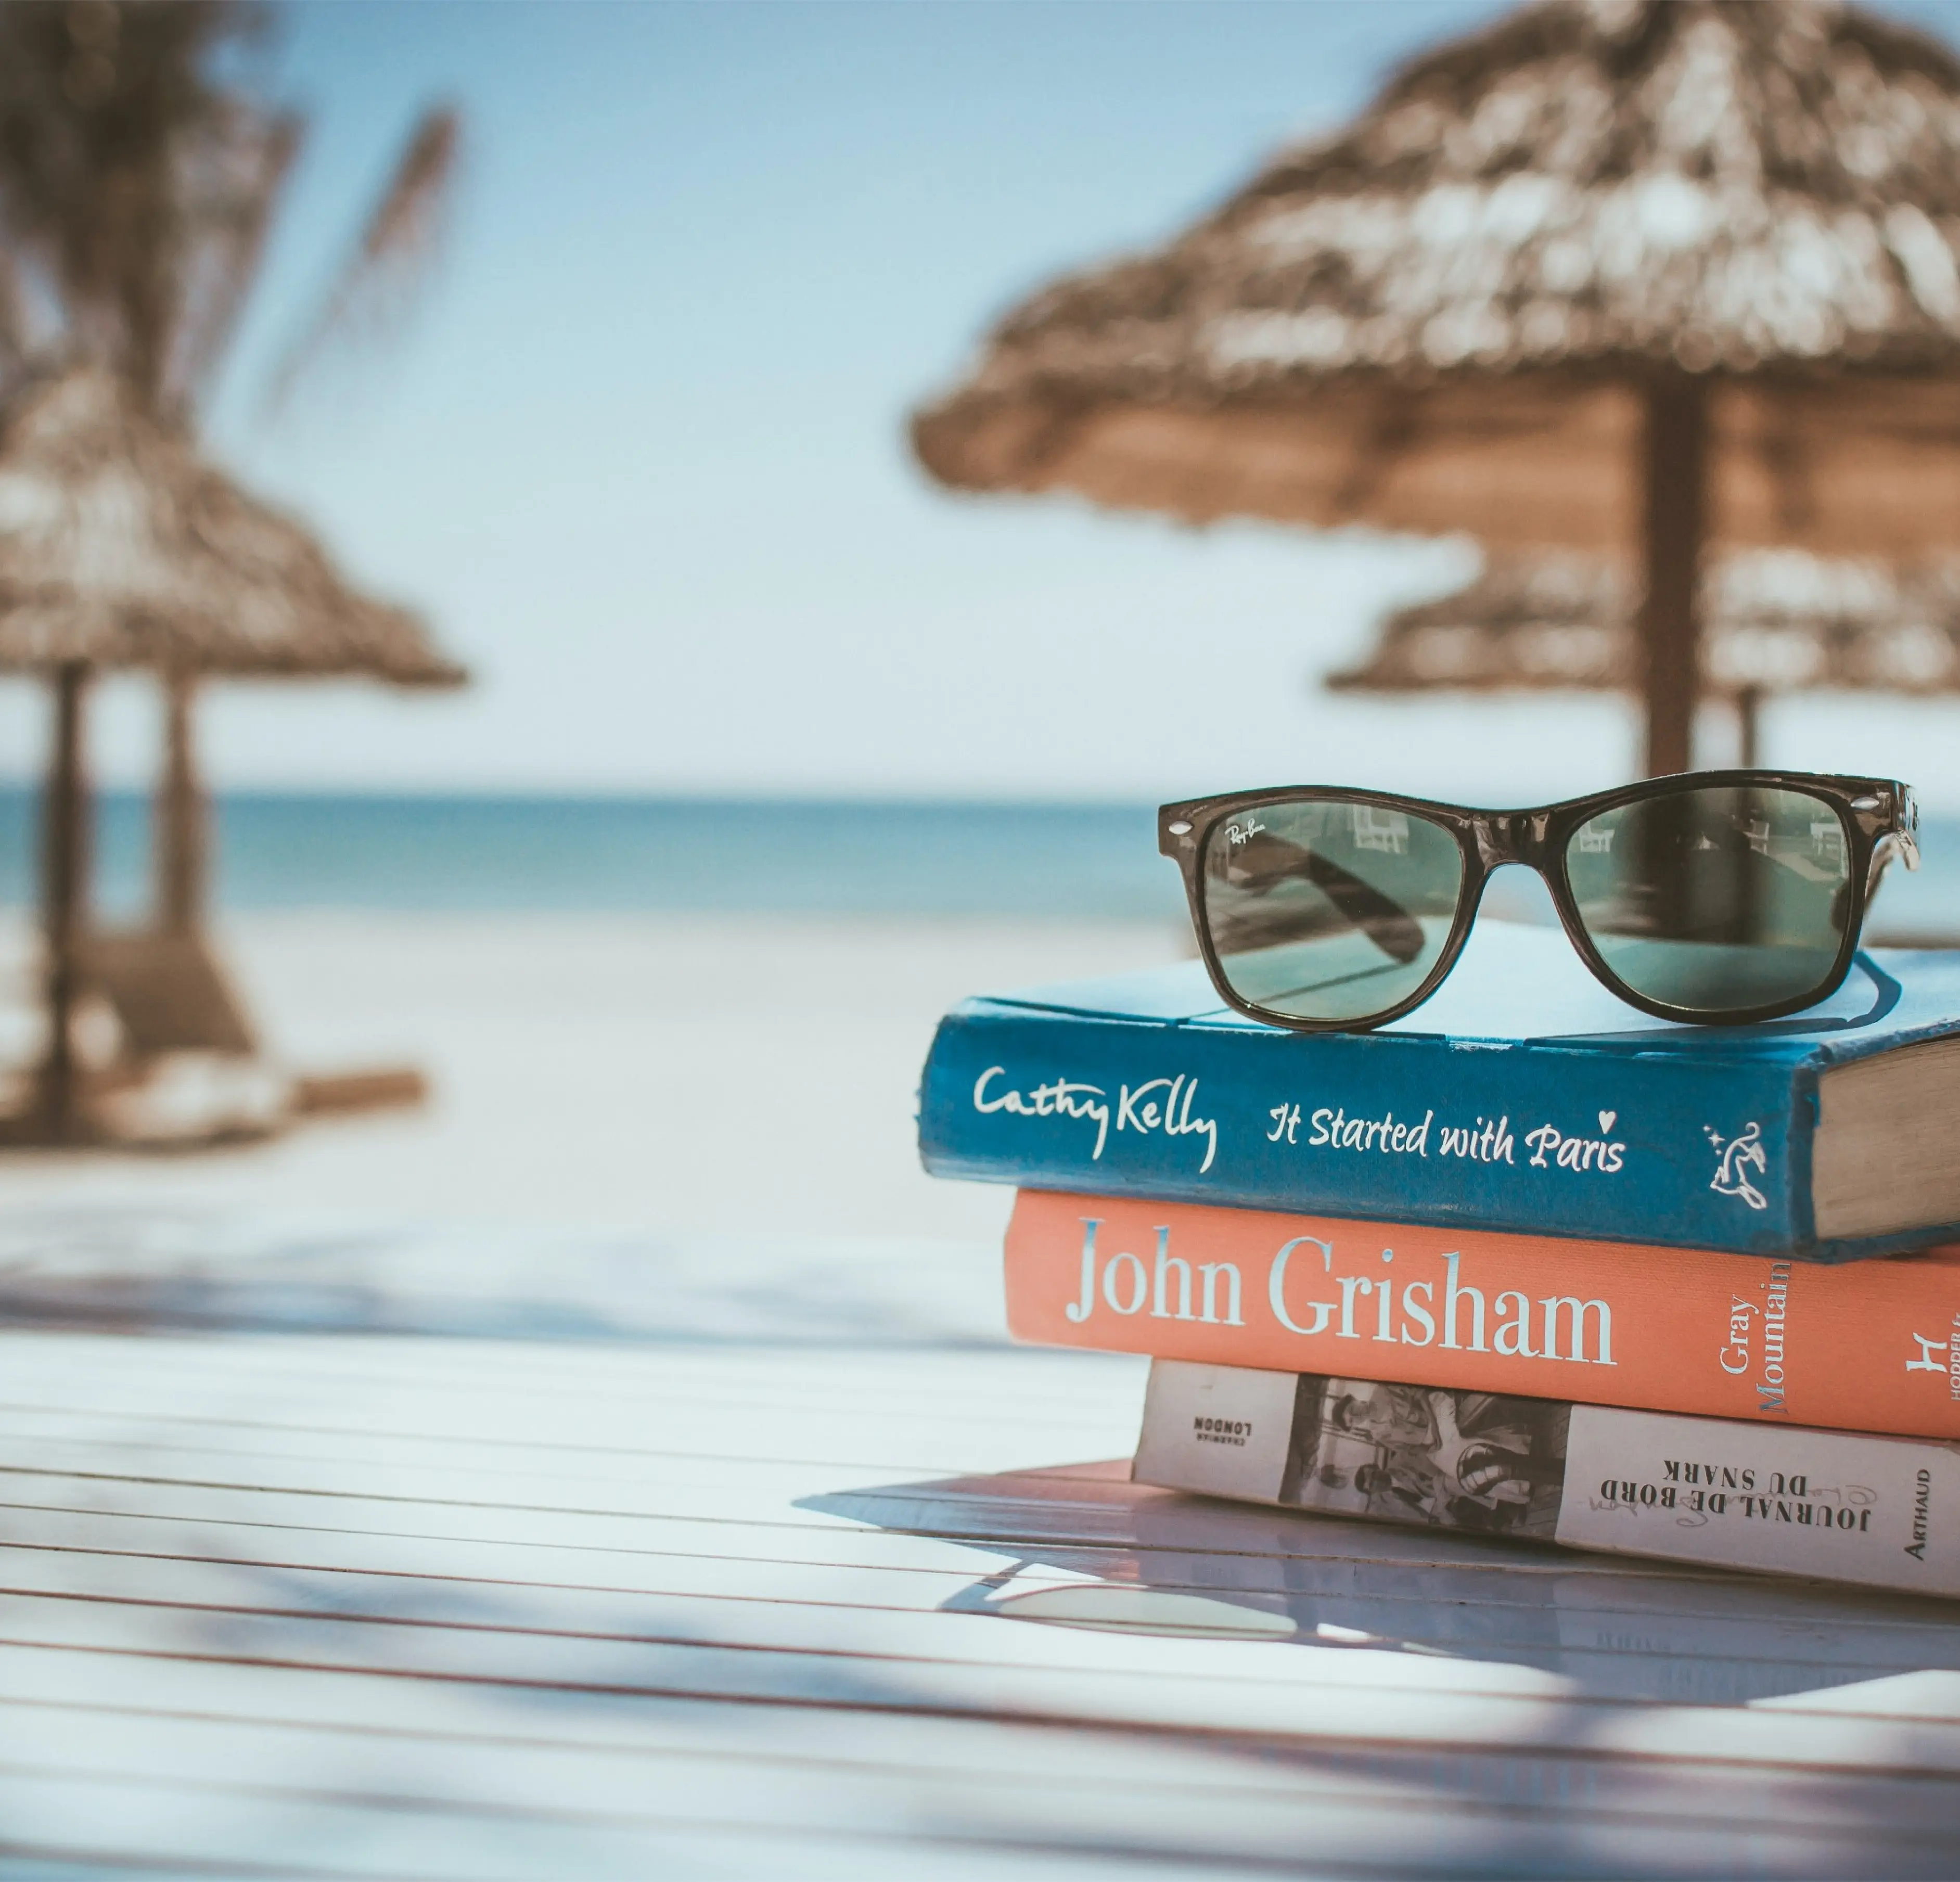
1159, 770, 1920, 1032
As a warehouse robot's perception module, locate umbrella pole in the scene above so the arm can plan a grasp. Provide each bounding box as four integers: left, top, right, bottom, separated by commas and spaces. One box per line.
1736, 686, 1761, 770
37, 661, 91, 1141
156, 671, 205, 934
1637, 371, 1708, 777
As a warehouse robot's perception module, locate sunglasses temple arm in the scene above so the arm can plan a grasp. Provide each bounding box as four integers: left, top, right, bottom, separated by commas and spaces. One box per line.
1868, 829, 1920, 901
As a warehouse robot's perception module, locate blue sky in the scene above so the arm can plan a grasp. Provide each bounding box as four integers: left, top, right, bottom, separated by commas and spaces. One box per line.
11, 0, 1960, 805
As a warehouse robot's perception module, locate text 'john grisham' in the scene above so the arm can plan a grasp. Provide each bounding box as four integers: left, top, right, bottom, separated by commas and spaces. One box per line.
971, 1068, 1632, 1180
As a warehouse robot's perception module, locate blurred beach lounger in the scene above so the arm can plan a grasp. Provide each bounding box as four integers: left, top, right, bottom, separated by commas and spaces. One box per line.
0, 928, 428, 1149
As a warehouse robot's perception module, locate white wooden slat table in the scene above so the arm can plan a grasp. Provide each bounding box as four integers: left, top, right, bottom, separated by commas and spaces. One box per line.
1, 1207, 1958, 1877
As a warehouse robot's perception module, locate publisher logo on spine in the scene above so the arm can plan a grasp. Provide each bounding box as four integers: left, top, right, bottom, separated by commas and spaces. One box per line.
1194, 1416, 1251, 1448
1905, 1317, 1960, 1399
1705, 1120, 1769, 1211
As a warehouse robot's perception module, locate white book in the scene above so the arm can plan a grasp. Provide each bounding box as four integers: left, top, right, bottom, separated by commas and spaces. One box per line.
1134, 1360, 1960, 1598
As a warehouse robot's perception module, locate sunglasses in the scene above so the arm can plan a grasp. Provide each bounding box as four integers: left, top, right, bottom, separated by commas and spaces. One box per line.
1159, 771, 1920, 1031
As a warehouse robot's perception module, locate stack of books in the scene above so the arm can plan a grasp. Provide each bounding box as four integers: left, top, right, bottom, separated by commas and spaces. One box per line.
917, 923, 1960, 1595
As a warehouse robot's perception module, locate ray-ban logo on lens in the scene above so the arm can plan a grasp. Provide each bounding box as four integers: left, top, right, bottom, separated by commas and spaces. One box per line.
1224, 819, 1265, 847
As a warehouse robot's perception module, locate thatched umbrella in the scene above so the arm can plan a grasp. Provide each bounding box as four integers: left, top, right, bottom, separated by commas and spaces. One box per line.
913, 0, 1960, 778
1328, 549, 1960, 764
0, 365, 465, 1140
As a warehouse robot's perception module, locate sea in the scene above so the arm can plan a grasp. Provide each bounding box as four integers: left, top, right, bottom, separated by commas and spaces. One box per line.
2, 787, 1958, 936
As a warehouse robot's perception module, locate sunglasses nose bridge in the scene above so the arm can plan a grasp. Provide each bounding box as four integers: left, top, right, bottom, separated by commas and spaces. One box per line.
1470, 811, 1554, 875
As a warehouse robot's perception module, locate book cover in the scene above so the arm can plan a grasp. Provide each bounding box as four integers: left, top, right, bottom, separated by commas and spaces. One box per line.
1005, 1189, 1960, 1441
918, 922, 1960, 1260
1135, 1359, 1959, 1599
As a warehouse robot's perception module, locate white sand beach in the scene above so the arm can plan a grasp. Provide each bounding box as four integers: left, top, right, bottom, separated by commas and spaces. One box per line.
0, 913, 1182, 1243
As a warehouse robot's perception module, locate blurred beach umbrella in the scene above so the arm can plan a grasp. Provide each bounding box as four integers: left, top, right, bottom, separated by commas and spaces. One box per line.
913, 0, 1960, 779
0, 365, 464, 1136
0, 0, 464, 1140
1328, 549, 1960, 765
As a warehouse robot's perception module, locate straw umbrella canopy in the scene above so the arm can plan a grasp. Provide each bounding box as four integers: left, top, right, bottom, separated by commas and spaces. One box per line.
0, 364, 465, 1137
1327, 549, 1960, 763
912, 0, 1960, 778
0, 366, 463, 683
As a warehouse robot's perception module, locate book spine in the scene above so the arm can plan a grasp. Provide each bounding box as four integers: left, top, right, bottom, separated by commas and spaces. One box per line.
920, 1000, 1836, 1257
1006, 1190, 1960, 1440
1135, 1359, 1960, 1599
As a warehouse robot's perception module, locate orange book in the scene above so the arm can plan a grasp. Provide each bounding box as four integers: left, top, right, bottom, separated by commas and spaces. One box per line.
1005, 1189, 1960, 1440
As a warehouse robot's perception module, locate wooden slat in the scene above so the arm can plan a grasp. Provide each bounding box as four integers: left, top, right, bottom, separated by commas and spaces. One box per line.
1, 1231, 1958, 1876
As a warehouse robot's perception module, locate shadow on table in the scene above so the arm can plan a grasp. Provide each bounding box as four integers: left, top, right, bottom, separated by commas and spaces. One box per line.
0, 1204, 1006, 1347
801, 1461, 1960, 1875
802, 1459, 1960, 1708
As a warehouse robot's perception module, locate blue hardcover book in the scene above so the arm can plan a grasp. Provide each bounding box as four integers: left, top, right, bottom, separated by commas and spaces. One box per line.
916, 922, 1960, 1261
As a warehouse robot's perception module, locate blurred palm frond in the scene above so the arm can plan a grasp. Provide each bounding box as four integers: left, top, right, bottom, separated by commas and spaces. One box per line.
0, 0, 268, 412
258, 104, 461, 419
0, 2, 460, 427
164, 101, 302, 414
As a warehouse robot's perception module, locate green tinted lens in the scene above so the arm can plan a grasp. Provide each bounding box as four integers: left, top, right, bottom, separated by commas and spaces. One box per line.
1201, 798, 1464, 1023
1566, 785, 1852, 1014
